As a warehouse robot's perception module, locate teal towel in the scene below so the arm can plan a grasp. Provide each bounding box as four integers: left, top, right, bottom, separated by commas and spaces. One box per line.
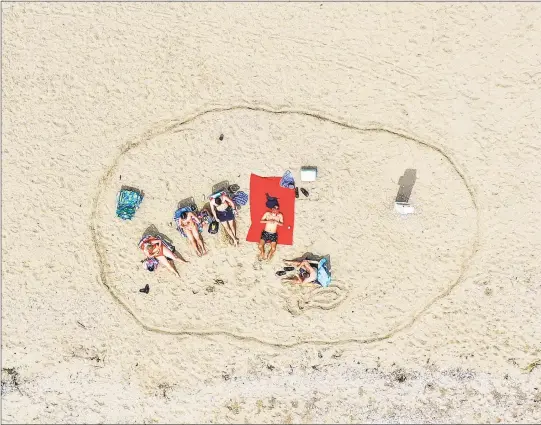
317, 258, 332, 287
116, 189, 144, 220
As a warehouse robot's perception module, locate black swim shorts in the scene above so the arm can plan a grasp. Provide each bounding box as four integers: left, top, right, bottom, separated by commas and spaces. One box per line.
261, 230, 278, 243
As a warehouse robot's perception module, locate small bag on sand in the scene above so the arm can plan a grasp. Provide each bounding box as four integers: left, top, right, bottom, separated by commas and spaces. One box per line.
208, 220, 219, 234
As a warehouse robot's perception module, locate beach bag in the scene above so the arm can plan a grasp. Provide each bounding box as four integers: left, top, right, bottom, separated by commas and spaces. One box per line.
232, 191, 249, 206
317, 258, 332, 287
208, 220, 219, 234
279, 170, 295, 189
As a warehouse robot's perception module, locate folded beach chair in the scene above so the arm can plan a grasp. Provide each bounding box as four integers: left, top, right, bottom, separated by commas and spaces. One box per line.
116, 188, 144, 220
211, 180, 230, 196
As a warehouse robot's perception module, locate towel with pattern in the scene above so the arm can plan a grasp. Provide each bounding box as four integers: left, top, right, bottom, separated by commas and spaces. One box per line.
116, 189, 144, 220
232, 191, 249, 206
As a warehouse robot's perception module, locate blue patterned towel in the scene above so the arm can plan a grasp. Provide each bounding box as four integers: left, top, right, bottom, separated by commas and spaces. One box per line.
116, 189, 144, 220
173, 205, 194, 221
279, 170, 295, 189
232, 191, 249, 206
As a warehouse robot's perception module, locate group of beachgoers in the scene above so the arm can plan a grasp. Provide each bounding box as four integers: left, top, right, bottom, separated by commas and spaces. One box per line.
137, 189, 322, 286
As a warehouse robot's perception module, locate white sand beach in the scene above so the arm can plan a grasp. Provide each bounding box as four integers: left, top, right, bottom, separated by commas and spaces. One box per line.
2, 2, 541, 423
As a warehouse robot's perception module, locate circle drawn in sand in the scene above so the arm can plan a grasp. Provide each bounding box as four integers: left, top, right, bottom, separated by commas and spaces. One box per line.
91, 106, 479, 347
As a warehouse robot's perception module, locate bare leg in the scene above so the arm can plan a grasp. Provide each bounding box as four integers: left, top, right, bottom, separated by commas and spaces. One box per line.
230, 219, 238, 239
257, 240, 266, 260
185, 231, 201, 257
267, 242, 277, 261
283, 260, 302, 266
223, 221, 237, 246
157, 256, 181, 279
282, 275, 302, 284
162, 245, 188, 262
191, 228, 207, 255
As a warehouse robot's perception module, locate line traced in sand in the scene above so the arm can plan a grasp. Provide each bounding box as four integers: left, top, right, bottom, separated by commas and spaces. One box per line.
90, 103, 480, 348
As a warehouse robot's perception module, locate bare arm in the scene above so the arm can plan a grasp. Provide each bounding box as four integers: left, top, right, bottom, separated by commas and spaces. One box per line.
260, 212, 270, 224
209, 201, 218, 221
222, 194, 236, 210
188, 212, 201, 225
276, 214, 284, 226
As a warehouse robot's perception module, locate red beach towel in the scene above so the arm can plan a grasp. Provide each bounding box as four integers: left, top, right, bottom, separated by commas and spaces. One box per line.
246, 174, 295, 245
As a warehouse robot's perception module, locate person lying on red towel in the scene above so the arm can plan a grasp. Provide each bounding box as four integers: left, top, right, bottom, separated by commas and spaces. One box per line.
258, 201, 283, 261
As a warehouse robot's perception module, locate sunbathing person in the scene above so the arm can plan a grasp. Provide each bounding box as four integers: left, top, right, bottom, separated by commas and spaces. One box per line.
177, 211, 208, 256
140, 236, 186, 279
258, 203, 283, 261
281, 259, 318, 284
210, 192, 239, 246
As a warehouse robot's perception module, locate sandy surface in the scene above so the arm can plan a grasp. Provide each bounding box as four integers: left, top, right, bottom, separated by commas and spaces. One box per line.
2, 2, 541, 423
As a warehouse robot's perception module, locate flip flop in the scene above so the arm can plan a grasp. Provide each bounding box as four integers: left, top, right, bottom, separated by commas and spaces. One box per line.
228, 184, 240, 193
139, 284, 150, 294
214, 279, 225, 285
300, 188, 309, 197
295, 187, 299, 198
276, 270, 287, 277
284, 266, 295, 271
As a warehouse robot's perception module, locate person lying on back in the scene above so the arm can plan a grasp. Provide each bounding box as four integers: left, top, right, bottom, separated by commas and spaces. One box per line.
209, 192, 239, 246
257, 203, 283, 261
177, 211, 208, 257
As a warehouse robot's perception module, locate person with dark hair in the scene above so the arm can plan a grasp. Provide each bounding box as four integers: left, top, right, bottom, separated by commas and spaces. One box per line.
209, 192, 239, 246
139, 236, 186, 279
258, 202, 283, 261
177, 210, 207, 256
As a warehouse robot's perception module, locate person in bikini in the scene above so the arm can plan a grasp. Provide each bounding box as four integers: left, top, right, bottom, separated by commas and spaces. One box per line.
139, 236, 187, 279
258, 203, 283, 261
177, 210, 208, 257
210, 192, 239, 246
281, 259, 317, 284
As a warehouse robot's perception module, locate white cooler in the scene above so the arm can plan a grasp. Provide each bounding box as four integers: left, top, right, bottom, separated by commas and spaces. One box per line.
300, 166, 317, 182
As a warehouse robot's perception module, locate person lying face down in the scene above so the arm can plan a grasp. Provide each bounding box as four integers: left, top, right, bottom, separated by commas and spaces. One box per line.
281, 259, 318, 284
177, 210, 208, 257
139, 236, 187, 279
258, 203, 283, 261
209, 192, 239, 246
